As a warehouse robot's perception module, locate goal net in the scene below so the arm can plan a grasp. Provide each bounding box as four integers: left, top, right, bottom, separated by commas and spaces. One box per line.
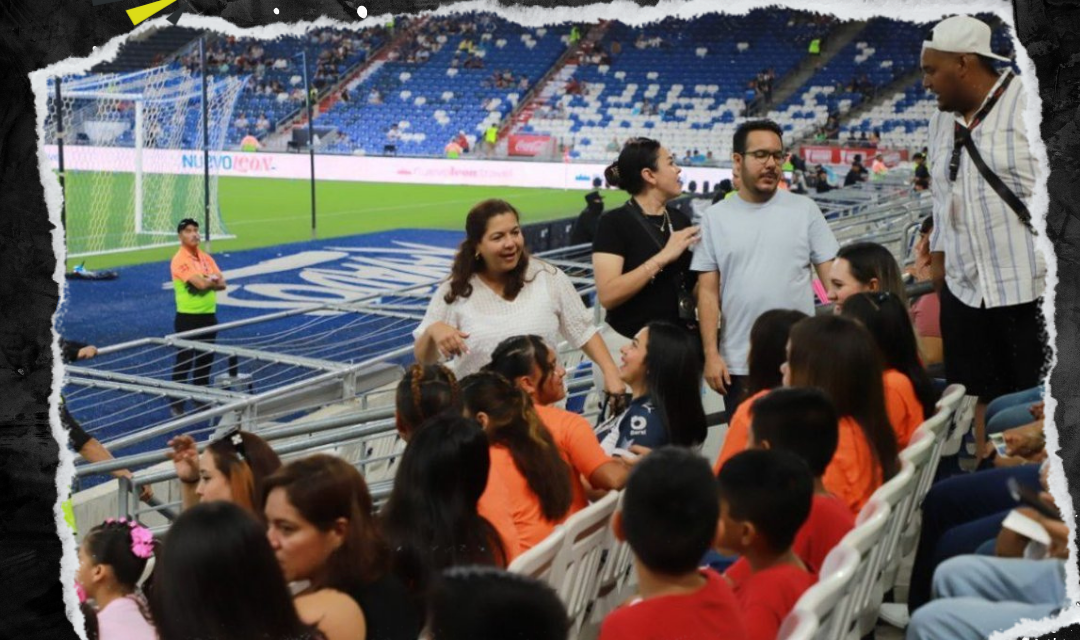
45, 57, 247, 258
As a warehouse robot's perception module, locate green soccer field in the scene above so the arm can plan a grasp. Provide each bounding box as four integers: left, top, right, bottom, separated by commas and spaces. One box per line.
63, 172, 597, 270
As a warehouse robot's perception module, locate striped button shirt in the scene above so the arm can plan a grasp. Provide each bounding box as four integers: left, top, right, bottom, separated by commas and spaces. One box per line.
927, 70, 1046, 309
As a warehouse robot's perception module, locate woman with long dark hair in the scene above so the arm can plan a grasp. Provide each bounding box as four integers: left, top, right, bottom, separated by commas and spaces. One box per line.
413, 199, 624, 401
603, 321, 707, 452
394, 363, 460, 441
165, 428, 281, 517
713, 309, 808, 472
150, 501, 323, 640
593, 138, 701, 340
76, 519, 158, 640
486, 335, 629, 503
459, 371, 574, 551
783, 315, 899, 513
382, 414, 507, 605
842, 292, 939, 448
263, 454, 421, 640
826, 241, 908, 313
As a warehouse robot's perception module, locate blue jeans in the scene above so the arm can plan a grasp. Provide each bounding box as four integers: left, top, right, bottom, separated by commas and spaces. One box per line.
986, 385, 1043, 435
907, 556, 1066, 640
908, 464, 1042, 610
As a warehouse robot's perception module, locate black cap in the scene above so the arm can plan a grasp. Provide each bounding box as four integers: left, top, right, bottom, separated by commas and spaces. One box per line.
177, 218, 199, 233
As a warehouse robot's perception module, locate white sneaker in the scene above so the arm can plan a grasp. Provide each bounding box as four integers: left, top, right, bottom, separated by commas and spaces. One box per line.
879, 603, 910, 629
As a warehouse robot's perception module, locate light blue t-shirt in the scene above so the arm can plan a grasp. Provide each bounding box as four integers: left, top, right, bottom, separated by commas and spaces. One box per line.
690, 189, 839, 375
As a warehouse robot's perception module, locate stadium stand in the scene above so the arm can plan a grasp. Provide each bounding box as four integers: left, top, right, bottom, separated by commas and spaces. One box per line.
512, 11, 835, 161
311, 15, 572, 156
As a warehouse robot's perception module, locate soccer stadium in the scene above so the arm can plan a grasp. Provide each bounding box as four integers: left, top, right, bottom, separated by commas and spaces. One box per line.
48, 9, 1058, 640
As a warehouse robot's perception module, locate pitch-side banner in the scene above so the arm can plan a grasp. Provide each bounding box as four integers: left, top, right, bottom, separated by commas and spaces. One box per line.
43, 145, 731, 191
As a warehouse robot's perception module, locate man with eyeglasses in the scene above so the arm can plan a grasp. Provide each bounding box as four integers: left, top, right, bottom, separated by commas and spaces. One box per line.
921, 15, 1046, 463
692, 120, 839, 416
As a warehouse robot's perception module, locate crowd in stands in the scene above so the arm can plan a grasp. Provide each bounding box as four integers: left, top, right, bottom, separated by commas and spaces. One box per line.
70, 15, 1058, 640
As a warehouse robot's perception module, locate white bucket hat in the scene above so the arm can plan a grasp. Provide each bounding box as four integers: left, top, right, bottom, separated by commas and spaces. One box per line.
922, 15, 1010, 61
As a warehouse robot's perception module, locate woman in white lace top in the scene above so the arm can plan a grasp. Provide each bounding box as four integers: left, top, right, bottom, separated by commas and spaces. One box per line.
414, 199, 625, 398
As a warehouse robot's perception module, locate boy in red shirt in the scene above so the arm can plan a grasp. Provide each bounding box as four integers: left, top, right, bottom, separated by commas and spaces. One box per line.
600, 448, 747, 640
725, 388, 855, 582
716, 449, 817, 640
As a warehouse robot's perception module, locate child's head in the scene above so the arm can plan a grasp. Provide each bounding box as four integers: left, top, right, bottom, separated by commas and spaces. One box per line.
715, 449, 813, 557
77, 518, 157, 601
485, 335, 567, 406
425, 566, 569, 640
617, 447, 718, 576
395, 364, 460, 440
748, 387, 839, 478
745, 309, 809, 398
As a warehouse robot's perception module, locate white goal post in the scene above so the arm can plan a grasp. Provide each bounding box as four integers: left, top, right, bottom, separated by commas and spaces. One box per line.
46, 61, 248, 258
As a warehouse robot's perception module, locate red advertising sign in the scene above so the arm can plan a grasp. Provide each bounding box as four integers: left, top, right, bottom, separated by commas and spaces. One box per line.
801, 145, 908, 166
508, 134, 554, 157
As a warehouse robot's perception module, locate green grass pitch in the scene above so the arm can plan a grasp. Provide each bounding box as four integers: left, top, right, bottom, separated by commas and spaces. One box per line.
63, 172, 600, 270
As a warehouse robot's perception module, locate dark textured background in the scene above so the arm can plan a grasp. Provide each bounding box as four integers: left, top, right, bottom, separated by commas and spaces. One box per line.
0, 1, 1077, 638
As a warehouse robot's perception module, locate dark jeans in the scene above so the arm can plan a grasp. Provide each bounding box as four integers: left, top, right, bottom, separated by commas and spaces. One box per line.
172, 313, 219, 395
908, 464, 1041, 611
723, 374, 748, 420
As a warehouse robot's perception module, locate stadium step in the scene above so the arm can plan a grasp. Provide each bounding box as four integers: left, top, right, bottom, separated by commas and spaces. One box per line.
770, 19, 869, 115
836, 65, 927, 131
502, 22, 611, 140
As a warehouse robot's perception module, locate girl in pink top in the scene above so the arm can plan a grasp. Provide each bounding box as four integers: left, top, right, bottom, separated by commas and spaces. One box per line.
76, 518, 158, 640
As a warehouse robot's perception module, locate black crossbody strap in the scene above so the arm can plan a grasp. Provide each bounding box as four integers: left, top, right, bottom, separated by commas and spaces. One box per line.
959, 134, 1033, 232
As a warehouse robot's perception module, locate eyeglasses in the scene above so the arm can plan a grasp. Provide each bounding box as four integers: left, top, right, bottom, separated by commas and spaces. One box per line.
742, 150, 786, 163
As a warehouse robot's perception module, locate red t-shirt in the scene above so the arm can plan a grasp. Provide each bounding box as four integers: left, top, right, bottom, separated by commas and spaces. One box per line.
599, 569, 747, 640
724, 493, 855, 583
727, 564, 817, 640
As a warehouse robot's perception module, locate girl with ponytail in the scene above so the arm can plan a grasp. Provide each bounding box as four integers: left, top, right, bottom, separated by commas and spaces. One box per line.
75, 518, 158, 640
460, 371, 574, 551
394, 363, 461, 440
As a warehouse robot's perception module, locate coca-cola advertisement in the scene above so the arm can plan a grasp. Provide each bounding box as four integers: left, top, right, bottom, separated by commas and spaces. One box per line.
508, 134, 555, 157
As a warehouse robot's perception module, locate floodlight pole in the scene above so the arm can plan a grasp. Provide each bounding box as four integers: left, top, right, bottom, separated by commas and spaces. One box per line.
301, 47, 317, 240
200, 34, 212, 247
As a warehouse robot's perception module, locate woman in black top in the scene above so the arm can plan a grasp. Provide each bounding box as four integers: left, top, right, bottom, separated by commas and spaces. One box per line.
592, 138, 701, 339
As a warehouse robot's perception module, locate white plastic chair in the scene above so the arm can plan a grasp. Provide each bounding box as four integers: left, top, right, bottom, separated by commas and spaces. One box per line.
826, 501, 891, 640
552, 490, 620, 636
854, 461, 918, 636
777, 608, 821, 640
787, 544, 861, 640
591, 491, 635, 621
508, 526, 566, 587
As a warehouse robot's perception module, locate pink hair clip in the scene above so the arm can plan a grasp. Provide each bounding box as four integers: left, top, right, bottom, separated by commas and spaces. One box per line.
129, 524, 154, 559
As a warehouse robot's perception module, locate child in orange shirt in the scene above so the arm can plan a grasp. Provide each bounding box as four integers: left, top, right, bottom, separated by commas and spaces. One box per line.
714, 309, 808, 473
717, 449, 816, 640
485, 335, 630, 508
460, 371, 574, 551
783, 315, 899, 513
840, 292, 939, 449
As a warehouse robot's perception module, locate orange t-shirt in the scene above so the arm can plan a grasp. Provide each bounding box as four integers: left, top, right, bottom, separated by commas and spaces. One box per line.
477, 463, 521, 563
713, 389, 771, 474
883, 369, 924, 449
487, 445, 562, 552
822, 417, 883, 514
535, 404, 613, 512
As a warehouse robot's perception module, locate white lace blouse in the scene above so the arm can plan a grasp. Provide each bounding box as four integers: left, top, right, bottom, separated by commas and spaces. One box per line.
414, 259, 599, 377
